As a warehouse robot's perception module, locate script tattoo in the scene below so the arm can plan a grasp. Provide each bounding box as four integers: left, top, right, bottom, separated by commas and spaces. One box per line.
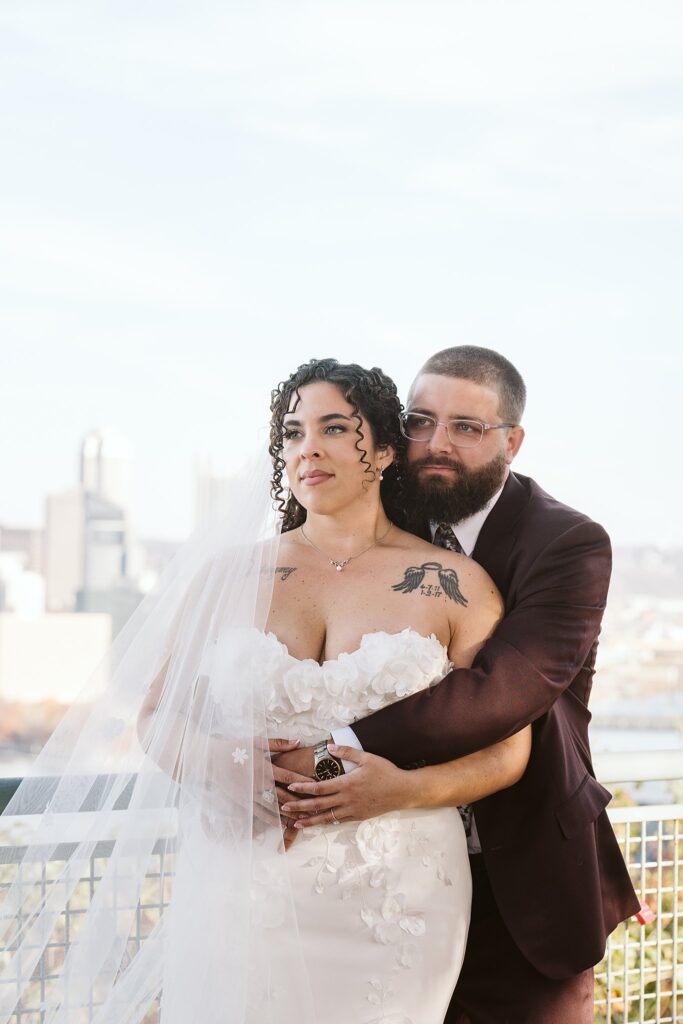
275, 566, 297, 581
262, 566, 298, 581
391, 561, 468, 607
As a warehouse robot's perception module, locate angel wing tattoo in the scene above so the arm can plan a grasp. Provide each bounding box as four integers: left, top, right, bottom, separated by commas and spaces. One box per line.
391, 560, 468, 606
391, 565, 426, 593
437, 567, 468, 607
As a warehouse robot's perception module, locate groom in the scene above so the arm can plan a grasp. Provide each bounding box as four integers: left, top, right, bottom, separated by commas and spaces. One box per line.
275, 346, 638, 1023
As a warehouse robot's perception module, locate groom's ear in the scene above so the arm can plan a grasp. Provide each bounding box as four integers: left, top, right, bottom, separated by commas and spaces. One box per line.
505, 426, 525, 464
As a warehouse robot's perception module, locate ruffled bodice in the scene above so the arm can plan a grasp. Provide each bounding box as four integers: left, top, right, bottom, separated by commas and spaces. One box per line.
202, 627, 451, 743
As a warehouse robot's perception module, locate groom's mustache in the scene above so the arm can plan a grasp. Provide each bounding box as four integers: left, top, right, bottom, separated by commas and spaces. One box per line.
410, 456, 463, 473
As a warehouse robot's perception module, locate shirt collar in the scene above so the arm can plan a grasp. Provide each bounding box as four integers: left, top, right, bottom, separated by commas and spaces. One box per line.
430, 484, 505, 556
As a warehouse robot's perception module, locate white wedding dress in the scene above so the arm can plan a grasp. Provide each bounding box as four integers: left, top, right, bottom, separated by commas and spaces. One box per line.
200, 626, 471, 1024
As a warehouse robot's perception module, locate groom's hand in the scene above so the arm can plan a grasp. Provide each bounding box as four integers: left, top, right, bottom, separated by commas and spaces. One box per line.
280, 744, 416, 827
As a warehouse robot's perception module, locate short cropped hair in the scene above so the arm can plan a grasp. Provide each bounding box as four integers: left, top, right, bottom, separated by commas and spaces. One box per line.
418, 345, 526, 424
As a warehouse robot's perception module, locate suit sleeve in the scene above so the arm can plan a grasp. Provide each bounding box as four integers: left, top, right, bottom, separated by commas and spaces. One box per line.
352, 519, 612, 765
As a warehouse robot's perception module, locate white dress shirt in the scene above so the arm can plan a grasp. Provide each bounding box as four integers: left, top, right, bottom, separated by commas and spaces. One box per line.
331, 484, 506, 849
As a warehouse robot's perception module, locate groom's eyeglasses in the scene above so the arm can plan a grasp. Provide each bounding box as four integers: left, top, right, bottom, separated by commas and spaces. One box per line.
400, 413, 518, 448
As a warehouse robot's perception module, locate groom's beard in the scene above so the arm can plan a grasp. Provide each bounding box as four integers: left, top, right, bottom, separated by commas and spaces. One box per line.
404, 452, 508, 525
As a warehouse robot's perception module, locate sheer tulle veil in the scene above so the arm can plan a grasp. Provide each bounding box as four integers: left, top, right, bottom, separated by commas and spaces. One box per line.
0, 449, 317, 1023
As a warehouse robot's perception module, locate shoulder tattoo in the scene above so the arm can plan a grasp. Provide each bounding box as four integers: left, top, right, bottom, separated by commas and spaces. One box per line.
391, 561, 468, 606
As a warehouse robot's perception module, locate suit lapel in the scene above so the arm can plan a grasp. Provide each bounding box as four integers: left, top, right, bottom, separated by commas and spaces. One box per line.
470, 472, 529, 596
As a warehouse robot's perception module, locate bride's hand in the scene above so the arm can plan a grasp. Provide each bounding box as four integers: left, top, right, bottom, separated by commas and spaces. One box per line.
213, 738, 310, 834
267, 739, 315, 828
281, 745, 417, 827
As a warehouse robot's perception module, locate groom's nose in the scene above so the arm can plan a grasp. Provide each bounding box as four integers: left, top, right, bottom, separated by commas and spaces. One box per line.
427, 420, 454, 453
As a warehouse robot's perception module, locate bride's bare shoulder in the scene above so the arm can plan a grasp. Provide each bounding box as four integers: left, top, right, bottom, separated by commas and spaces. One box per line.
389, 526, 501, 607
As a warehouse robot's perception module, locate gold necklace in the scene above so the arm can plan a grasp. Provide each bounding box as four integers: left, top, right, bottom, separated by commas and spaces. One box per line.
300, 521, 393, 572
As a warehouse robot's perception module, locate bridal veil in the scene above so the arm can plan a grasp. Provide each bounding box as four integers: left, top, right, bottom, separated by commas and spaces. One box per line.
0, 452, 317, 1023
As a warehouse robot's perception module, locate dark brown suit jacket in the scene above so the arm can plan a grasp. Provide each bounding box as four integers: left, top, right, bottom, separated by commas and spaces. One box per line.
354, 471, 639, 979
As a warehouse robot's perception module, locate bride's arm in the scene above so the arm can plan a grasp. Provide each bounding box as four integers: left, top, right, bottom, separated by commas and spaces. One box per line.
137, 658, 184, 778
138, 656, 308, 835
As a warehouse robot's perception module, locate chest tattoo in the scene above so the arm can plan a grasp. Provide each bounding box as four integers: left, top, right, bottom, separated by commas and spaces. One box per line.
391, 561, 468, 607
262, 566, 298, 581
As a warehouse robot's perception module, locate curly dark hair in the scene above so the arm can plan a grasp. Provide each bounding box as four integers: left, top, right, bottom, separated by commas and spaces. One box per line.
269, 358, 408, 532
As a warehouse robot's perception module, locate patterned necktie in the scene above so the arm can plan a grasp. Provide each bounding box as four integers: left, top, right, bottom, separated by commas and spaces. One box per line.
433, 520, 477, 846
433, 522, 464, 554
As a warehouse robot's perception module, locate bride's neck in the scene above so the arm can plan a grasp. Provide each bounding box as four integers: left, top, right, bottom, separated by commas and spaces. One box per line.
301, 502, 392, 555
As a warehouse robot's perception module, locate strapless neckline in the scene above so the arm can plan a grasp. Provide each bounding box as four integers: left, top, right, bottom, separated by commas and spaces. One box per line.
203, 625, 452, 744
260, 626, 447, 667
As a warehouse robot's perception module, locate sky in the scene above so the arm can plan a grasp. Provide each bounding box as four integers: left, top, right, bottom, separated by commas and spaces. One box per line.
1, 1, 682, 545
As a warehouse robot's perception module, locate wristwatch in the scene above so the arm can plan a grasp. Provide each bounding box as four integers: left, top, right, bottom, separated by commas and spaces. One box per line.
313, 738, 345, 781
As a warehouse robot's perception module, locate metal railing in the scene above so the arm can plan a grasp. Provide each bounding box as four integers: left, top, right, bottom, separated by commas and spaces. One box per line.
595, 803, 681, 1023
593, 750, 683, 1024
0, 834, 173, 1023
0, 757, 681, 1024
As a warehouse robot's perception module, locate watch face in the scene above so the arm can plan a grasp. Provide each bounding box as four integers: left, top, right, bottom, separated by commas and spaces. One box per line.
315, 757, 341, 780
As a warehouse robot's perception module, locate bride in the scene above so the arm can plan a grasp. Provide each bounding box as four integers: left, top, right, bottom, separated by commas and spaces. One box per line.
0, 358, 529, 1024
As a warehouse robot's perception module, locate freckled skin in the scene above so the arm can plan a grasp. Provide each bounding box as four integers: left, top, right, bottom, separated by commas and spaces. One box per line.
267, 532, 501, 668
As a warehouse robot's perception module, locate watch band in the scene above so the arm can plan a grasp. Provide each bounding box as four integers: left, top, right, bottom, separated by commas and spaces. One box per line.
314, 739, 344, 776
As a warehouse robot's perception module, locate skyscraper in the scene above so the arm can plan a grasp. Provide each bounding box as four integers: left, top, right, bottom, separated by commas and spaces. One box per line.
194, 456, 235, 527
44, 429, 142, 632
44, 488, 85, 612
80, 428, 133, 510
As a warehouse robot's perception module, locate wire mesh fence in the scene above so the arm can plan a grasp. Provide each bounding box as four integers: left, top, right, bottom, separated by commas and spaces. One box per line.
595, 804, 682, 1024
0, 826, 174, 1024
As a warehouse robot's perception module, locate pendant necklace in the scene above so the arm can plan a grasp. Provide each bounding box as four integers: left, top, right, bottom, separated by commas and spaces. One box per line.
300, 521, 393, 572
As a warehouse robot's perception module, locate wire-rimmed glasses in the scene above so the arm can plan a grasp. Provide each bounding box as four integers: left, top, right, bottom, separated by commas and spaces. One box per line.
400, 412, 518, 448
